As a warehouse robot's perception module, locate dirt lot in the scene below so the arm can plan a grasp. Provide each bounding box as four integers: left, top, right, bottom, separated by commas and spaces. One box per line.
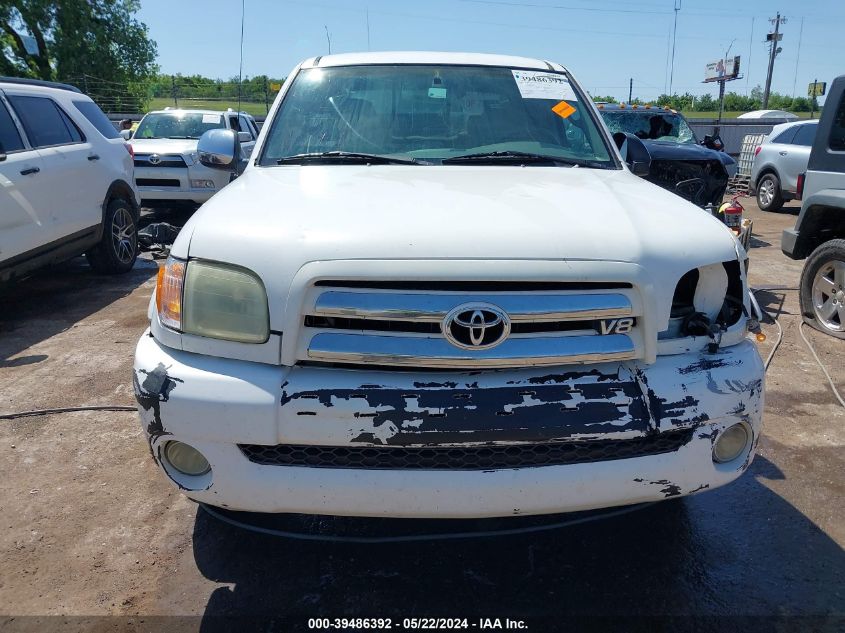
0, 201, 843, 631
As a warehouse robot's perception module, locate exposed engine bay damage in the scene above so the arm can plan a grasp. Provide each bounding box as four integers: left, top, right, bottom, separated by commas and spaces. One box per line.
647, 159, 728, 206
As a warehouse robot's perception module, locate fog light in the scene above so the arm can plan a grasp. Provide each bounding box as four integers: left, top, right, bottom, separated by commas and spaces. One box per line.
164, 441, 210, 475
713, 423, 749, 463
190, 179, 215, 189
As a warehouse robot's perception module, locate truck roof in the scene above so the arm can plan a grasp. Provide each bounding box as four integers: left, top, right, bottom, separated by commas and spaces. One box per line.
300, 51, 566, 72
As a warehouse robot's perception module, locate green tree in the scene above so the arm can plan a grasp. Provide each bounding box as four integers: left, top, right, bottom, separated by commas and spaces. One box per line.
590, 94, 618, 104
694, 93, 717, 111
0, 0, 157, 110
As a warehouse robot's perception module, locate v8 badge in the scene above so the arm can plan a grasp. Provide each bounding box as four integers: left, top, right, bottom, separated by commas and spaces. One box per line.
599, 317, 635, 335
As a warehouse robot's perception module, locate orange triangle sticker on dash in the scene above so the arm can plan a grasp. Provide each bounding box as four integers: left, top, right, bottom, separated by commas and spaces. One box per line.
552, 101, 576, 119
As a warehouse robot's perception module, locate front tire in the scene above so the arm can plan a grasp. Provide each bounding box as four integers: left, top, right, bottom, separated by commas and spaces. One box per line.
800, 239, 845, 339
86, 198, 138, 274
756, 173, 784, 212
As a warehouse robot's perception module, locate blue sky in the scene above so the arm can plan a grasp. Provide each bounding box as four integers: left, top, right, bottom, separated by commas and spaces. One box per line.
138, 0, 843, 104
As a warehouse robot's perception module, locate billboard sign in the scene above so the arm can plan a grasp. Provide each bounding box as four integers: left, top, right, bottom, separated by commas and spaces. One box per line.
808, 81, 827, 97
704, 56, 741, 83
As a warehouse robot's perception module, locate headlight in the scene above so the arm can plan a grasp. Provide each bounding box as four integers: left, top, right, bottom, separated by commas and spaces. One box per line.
660, 259, 744, 339
156, 256, 185, 330
156, 256, 270, 343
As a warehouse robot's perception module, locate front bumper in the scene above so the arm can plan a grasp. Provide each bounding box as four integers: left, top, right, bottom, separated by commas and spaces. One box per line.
134, 164, 230, 205
133, 332, 764, 518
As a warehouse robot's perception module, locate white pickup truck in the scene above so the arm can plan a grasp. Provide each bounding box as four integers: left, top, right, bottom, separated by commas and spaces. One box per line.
133, 52, 764, 518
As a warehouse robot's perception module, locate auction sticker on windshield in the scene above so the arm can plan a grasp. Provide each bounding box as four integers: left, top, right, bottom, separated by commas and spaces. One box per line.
512, 70, 577, 101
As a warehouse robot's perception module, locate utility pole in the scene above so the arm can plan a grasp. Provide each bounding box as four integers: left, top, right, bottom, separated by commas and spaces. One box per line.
263, 76, 270, 114
628, 78, 633, 103
325, 25, 332, 54
171, 75, 178, 108
763, 13, 786, 109
669, 0, 681, 96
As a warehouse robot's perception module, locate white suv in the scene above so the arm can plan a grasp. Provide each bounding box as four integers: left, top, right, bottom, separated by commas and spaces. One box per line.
0, 77, 140, 283
128, 108, 258, 208
134, 52, 764, 519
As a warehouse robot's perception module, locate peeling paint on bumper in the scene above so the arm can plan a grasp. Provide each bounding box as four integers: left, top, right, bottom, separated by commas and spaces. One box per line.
133, 331, 764, 518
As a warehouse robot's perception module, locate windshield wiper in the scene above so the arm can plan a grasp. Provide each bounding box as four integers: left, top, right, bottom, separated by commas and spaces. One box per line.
276, 151, 420, 165
442, 151, 605, 168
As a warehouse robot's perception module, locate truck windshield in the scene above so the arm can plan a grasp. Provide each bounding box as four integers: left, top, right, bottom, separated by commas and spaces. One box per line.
600, 110, 697, 144
259, 65, 615, 167
135, 112, 224, 139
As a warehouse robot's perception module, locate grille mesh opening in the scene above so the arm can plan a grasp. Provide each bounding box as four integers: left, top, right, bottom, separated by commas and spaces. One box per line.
239, 429, 693, 470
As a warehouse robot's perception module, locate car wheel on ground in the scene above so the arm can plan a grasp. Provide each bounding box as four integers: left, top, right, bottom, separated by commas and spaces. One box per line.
756, 173, 784, 212
800, 239, 845, 339
86, 198, 138, 273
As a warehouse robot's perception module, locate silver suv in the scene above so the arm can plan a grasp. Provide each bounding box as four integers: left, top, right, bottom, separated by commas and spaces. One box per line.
751, 120, 818, 211
128, 108, 258, 208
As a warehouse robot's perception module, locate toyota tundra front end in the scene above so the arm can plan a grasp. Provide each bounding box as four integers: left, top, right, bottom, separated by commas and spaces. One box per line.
133, 52, 764, 518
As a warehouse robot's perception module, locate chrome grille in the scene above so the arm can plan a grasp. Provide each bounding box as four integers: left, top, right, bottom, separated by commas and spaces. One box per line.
300, 281, 642, 369
134, 154, 187, 168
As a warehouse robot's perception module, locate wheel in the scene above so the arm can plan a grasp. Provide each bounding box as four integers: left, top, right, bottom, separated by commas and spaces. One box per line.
800, 239, 845, 340
86, 198, 138, 274
756, 173, 784, 212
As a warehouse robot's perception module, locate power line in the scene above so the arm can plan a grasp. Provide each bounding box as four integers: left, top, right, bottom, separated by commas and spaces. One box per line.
237, 0, 245, 114
669, 0, 681, 96
459, 0, 670, 15
792, 16, 804, 98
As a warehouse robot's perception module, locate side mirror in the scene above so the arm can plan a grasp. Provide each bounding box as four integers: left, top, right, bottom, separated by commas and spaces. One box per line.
197, 129, 241, 171
119, 129, 133, 140
237, 131, 252, 144
613, 131, 651, 177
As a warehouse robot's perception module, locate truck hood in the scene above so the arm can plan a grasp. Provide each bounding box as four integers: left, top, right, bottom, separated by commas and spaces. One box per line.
176, 165, 739, 323
129, 138, 198, 156
643, 140, 736, 167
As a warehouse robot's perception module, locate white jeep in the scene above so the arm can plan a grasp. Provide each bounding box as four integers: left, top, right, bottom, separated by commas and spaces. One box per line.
128, 108, 258, 208
134, 52, 765, 518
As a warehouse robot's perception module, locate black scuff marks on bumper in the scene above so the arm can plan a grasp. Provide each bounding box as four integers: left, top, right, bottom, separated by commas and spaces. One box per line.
133, 362, 183, 451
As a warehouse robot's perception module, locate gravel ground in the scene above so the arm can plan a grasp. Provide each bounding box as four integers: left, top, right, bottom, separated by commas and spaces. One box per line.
0, 200, 842, 632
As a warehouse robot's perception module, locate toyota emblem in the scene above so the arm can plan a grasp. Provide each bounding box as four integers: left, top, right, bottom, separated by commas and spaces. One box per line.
442, 303, 511, 350
148, 154, 162, 165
